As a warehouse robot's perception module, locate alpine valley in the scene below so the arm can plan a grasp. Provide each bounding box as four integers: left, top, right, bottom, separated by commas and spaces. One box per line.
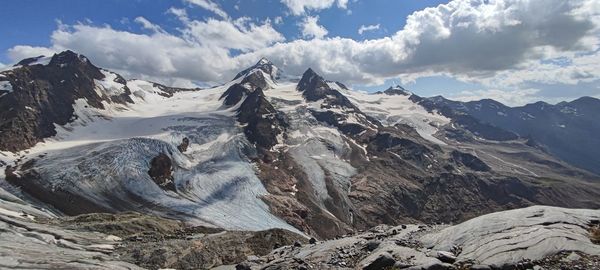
1, 51, 599, 270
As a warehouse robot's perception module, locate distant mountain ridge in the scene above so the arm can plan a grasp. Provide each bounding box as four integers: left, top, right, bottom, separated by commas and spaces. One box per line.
415, 95, 600, 174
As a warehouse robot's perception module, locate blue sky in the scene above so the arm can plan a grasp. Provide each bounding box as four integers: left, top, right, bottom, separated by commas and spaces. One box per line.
1, 0, 599, 105
0, 0, 445, 61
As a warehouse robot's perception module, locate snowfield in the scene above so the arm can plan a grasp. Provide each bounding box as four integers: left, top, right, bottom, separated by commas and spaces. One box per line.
0, 63, 456, 234
0, 75, 299, 233
340, 87, 450, 145
264, 81, 357, 211
0, 61, 460, 234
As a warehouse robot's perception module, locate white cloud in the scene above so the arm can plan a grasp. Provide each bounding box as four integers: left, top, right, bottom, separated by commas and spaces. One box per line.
337, 0, 348, 9
6, 0, 600, 101
299, 16, 328, 39
8, 46, 57, 61
185, 0, 229, 20
167, 7, 189, 22
449, 88, 543, 106
274, 16, 283, 25
281, 0, 348, 15
7, 16, 283, 86
181, 17, 285, 52
357, 24, 380, 35
134, 17, 164, 33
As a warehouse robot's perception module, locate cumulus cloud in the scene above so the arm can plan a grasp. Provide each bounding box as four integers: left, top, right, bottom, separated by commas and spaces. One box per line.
181, 17, 285, 52
7, 16, 282, 86
6, 0, 600, 96
8, 46, 58, 61
357, 24, 380, 35
281, 0, 348, 15
185, 0, 229, 19
299, 16, 328, 39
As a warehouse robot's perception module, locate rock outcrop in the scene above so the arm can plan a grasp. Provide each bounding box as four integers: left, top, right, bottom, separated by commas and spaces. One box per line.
239, 206, 600, 270
0, 51, 132, 152
148, 153, 176, 192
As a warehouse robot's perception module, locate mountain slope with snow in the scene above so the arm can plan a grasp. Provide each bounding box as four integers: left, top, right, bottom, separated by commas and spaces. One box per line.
1, 51, 599, 241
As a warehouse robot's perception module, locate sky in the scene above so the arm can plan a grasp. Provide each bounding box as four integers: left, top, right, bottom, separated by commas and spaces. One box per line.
1, 0, 599, 106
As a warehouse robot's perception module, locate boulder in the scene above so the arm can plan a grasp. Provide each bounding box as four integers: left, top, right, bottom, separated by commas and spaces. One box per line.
148, 153, 176, 192
362, 253, 396, 270
177, 137, 189, 152
365, 240, 381, 251
435, 251, 456, 263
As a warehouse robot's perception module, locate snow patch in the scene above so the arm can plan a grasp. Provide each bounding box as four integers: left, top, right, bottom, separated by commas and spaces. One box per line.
95, 70, 127, 96
0, 80, 13, 93
342, 89, 450, 145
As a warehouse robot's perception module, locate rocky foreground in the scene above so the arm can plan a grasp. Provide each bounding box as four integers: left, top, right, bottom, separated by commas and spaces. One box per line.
1, 205, 598, 270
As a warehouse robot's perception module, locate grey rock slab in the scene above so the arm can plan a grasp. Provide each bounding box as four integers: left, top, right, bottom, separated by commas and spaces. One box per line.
0, 213, 142, 269
361, 253, 396, 270
421, 206, 600, 267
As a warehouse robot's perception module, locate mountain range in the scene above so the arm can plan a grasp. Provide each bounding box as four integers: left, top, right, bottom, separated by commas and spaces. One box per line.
0, 51, 599, 269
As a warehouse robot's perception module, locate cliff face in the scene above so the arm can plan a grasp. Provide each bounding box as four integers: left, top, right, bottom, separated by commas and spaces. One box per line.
0, 51, 132, 152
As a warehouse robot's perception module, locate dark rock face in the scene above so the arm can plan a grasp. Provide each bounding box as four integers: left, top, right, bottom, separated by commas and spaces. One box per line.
451, 150, 491, 172
372, 132, 431, 154
591, 223, 600, 244
221, 84, 249, 106
298, 68, 378, 138
221, 71, 273, 106
0, 50, 131, 152
311, 110, 369, 136
177, 137, 190, 153
240, 69, 271, 90
221, 65, 287, 155
152, 83, 196, 98
377, 85, 411, 96
15, 55, 46, 66
237, 88, 287, 152
298, 68, 356, 109
362, 253, 396, 270
148, 153, 176, 192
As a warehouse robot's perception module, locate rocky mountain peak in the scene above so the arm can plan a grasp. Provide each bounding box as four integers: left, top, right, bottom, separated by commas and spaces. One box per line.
381, 85, 411, 96
221, 64, 274, 106
297, 68, 329, 100
234, 57, 280, 81
15, 55, 47, 66
299, 68, 320, 82
0, 50, 130, 152
257, 57, 272, 65
566, 96, 600, 108
14, 50, 92, 68
48, 50, 93, 67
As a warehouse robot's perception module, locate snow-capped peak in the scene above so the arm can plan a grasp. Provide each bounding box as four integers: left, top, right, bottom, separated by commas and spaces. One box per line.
382, 85, 412, 96
234, 57, 280, 81
257, 57, 272, 65
14, 55, 52, 67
